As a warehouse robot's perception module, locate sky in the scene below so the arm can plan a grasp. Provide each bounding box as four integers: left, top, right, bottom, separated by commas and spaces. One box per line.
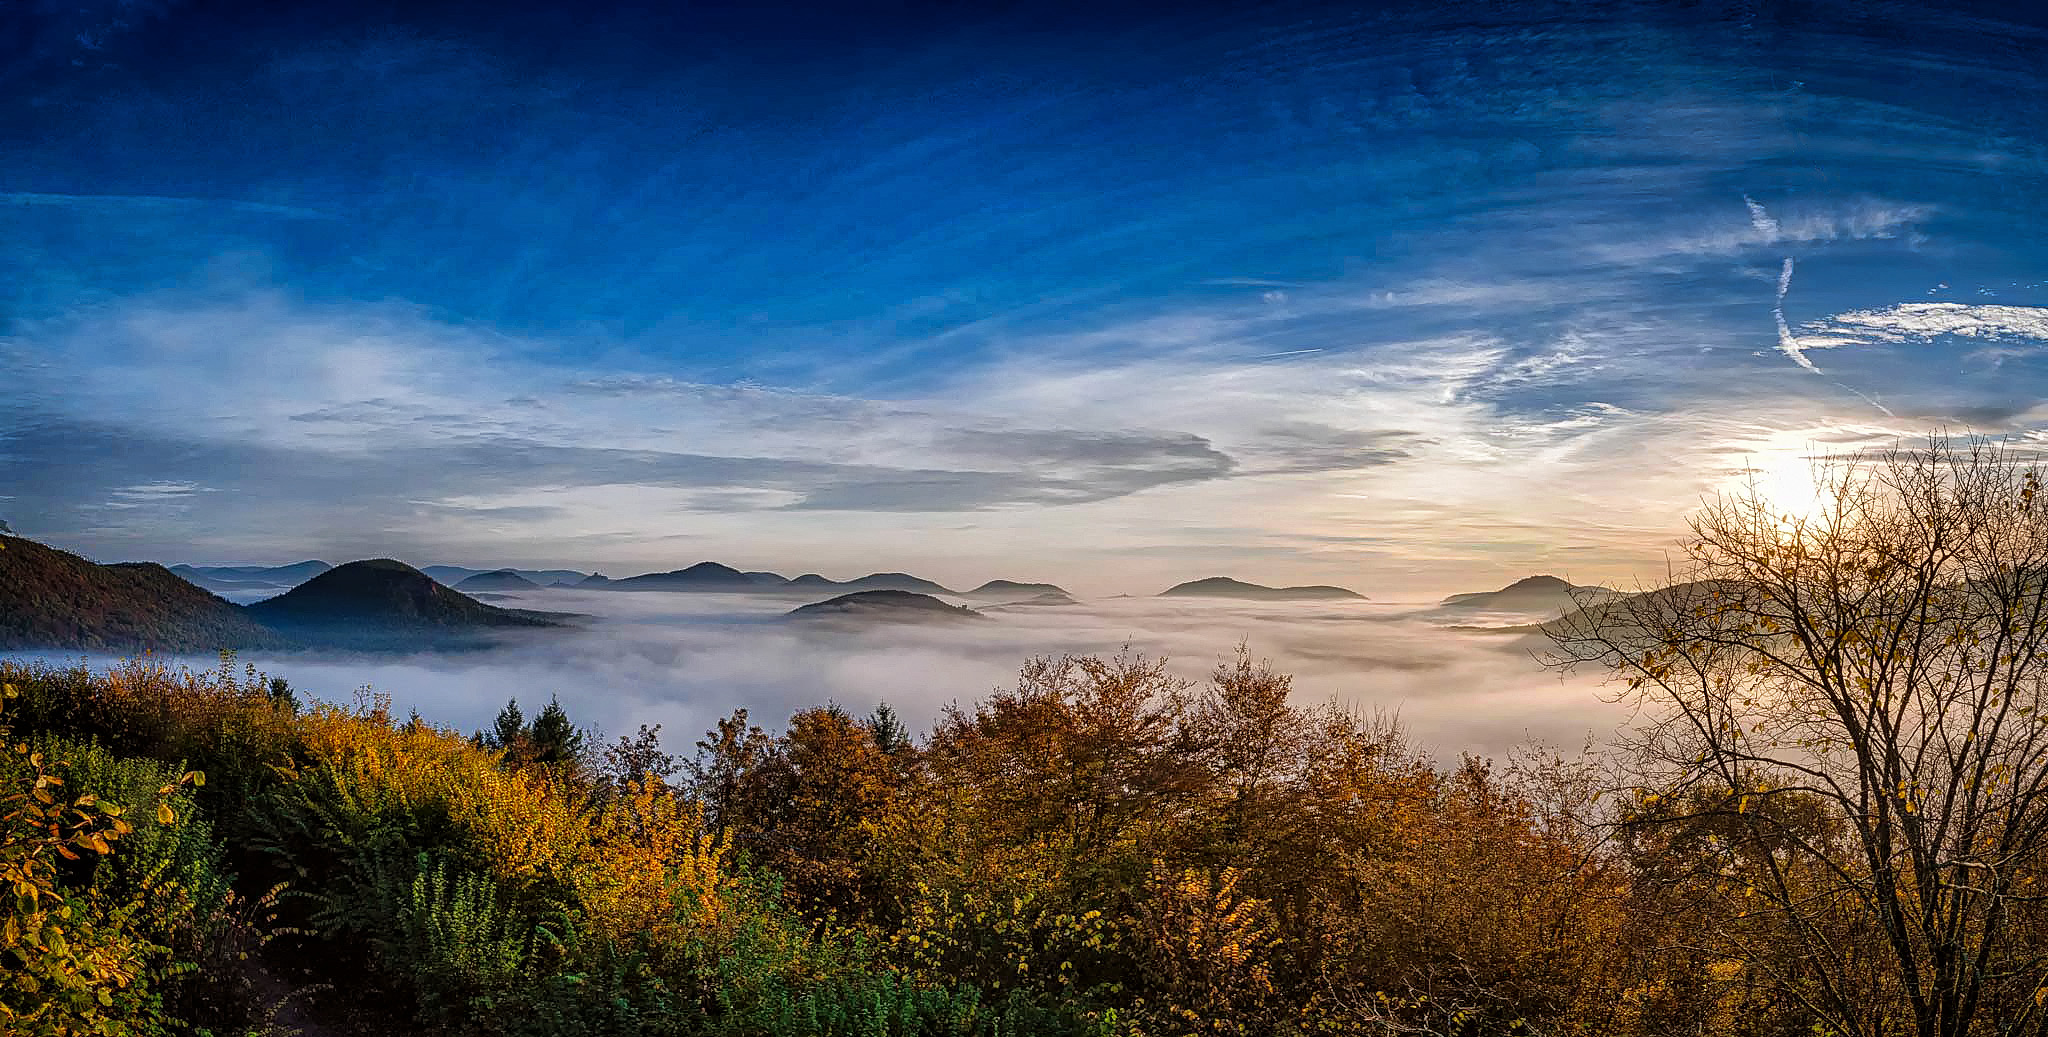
6, 0, 2048, 597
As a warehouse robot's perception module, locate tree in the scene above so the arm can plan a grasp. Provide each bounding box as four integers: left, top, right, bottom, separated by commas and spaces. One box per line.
867, 702, 911, 757
488, 699, 524, 751
1551, 436, 2048, 1037
746, 705, 902, 916
527, 696, 585, 767
601, 723, 676, 788
686, 709, 773, 851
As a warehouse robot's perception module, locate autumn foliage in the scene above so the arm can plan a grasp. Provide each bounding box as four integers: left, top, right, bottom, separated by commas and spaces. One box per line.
0, 644, 1728, 1037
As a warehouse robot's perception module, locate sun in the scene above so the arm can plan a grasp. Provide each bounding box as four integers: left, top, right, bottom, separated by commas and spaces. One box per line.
1735, 447, 1833, 527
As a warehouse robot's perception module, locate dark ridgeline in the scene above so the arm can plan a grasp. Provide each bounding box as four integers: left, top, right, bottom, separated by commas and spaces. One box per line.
604, 561, 766, 591
594, 562, 962, 596
964, 579, 1069, 599
0, 534, 289, 651
1440, 574, 1616, 612
168, 560, 334, 595
784, 589, 985, 623
247, 559, 572, 649
1158, 576, 1365, 601
551, 560, 1076, 599
454, 569, 544, 592
0, 539, 571, 653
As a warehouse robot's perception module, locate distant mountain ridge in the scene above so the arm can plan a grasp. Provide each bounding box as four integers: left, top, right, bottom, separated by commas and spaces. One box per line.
2, 536, 290, 652
1160, 577, 1365, 601
1, 539, 572, 653
249, 560, 570, 636
1440, 574, 1614, 613
422, 565, 588, 588
161, 555, 1095, 601
590, 562, 1008, 598
965, 580, 1068, 600
785, 590, 985, 624
606, 562, 763, 592
455, 569, 543, 592
169, 560, 333, 594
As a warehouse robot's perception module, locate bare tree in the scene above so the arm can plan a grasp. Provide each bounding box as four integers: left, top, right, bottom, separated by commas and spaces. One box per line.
1552, 435, 2048, 1037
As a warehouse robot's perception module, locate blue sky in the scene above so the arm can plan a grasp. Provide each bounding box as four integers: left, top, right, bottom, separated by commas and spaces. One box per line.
5, 0, 2048, 594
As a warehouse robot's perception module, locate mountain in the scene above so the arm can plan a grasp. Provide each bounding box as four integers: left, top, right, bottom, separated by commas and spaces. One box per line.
785, 590, 984, 623
0, 536, 289, 651
984, 590, 1078, 608
170, 560, 333, 594
422, 565, 588, 587
605, 561, 764, 592
603, 565, 956, 595
1159, 577, 1366, 601
965, 579, 1070, 600
247, 560, 572, 649
835, 572, 955, 594
455, 569, 543, 592
576, 573, 612, 588
1440, 575, 1614, 613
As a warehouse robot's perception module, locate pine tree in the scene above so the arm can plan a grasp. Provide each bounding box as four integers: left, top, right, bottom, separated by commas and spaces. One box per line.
867, 702, 910, 755
528, 696, 585, 767
490, 698, 525, 750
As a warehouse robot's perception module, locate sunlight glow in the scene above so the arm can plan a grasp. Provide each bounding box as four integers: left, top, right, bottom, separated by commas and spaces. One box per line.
1735, 446, 1832, 528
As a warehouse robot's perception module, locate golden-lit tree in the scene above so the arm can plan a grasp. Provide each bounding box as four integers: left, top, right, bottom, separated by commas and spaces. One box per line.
1553, 436, 2048, 1037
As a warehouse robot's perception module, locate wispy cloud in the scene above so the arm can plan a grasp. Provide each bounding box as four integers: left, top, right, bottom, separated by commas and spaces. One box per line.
1800, 303, 2048, 347
1773, 258, 1816, 373
0, 192, 332, 220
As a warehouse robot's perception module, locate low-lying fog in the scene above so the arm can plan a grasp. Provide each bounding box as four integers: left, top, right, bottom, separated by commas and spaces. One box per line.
23, 590, 1629, 761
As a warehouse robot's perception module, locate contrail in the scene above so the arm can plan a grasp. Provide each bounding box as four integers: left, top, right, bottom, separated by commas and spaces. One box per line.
1750, 196, 1892, 414
1772, 257, 1818, 372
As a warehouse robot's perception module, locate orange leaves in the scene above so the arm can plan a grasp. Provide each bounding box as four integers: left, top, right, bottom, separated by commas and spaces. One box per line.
1132, 861, 1278, 1023
578, 776, 729, 945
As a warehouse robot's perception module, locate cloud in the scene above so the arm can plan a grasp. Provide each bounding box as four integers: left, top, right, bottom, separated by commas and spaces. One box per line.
1773, 258, 1817, 373
1744, 195, 1780, 240
1799, 303, 2048, 348
1585, 198, 1932, 269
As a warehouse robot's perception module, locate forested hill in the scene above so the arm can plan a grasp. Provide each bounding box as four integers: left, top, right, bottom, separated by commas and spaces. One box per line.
0, 539, 571, 652
0, 534, 289, 651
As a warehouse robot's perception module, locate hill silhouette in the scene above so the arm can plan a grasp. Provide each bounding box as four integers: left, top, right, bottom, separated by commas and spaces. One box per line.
601, 564, 960, 595
832, 572, 955, 594
1441, 574, 1614, 613
785, 589, 985, 623
984, 590, 1079, 608
423, 565, 588, 587
170, 560, 332, 594
606, 561, 767, 591
455, 569, 543, 592
0, 536, 289, 651
247, 559, 571, 649
965, 579, 1070, 600
1160, 577, 1365, 601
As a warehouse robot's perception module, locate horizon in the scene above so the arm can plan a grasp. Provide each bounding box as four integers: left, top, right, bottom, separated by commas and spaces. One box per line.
8, 0, 2048, 599
140, 550, 1587, 602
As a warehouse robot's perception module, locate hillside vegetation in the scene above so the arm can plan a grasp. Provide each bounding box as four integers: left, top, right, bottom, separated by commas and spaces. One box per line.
0, 647, 1693, 1037
12, 441, 2048, 1036
0, 541, 570, 653
0, 642, 1872, 1037
0, 535, 288, 651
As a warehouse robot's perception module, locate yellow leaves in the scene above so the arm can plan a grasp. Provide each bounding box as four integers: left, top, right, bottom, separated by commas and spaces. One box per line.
154, 802, 174, 826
